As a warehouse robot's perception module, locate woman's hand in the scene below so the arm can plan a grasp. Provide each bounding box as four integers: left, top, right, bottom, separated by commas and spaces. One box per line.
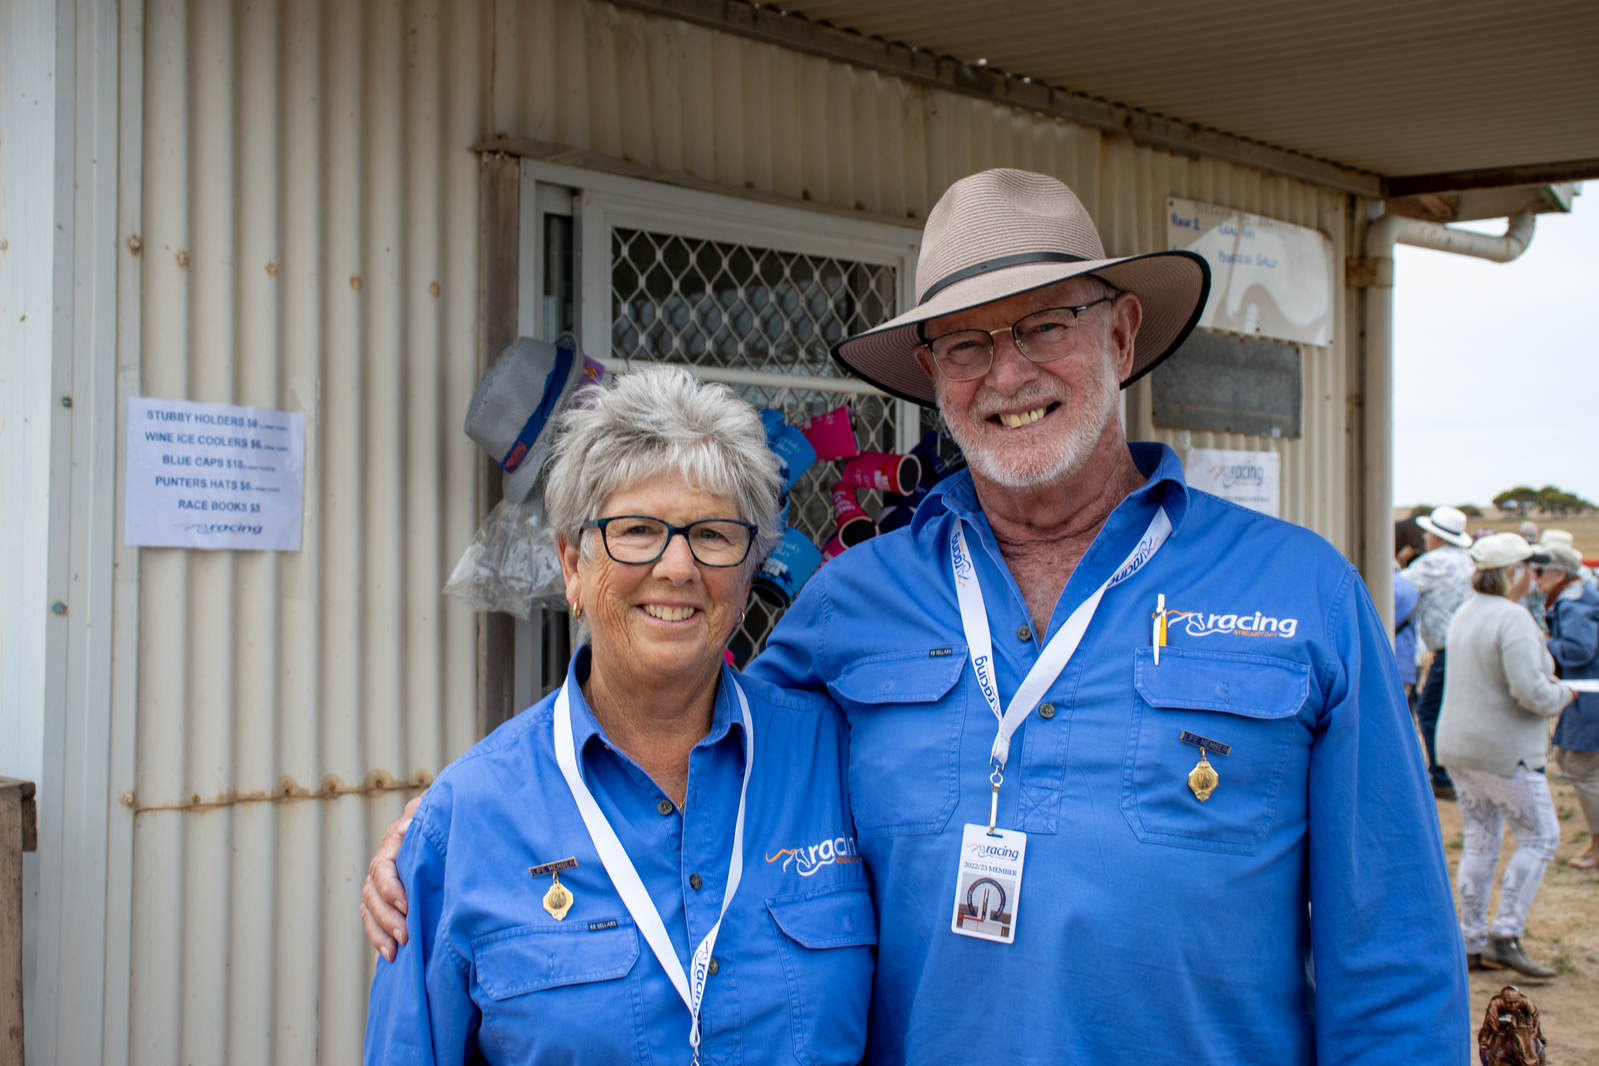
360, 794, 421, 961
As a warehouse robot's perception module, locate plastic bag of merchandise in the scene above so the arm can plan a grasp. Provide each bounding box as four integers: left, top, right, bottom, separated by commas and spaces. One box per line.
442, 495, 566, 618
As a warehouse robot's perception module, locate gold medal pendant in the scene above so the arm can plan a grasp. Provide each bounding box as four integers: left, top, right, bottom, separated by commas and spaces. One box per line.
1187, 750, 1219, 802
531, 856, 580, 921
543, 876, 574, 921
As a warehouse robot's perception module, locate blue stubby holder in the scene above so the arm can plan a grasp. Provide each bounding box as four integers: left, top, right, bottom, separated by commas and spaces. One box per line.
753, 526, 824, 606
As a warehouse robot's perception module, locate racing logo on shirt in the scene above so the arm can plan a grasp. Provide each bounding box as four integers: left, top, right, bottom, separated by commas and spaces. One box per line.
765, 835, 861, 877
1169, 608, 1299, 640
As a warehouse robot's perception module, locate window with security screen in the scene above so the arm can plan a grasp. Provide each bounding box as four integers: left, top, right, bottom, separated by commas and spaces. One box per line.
501, 172, 934, 681
610, 227, 898, 375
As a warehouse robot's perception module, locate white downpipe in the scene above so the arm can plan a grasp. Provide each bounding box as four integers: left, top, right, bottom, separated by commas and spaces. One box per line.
1362, 211, 1535, 629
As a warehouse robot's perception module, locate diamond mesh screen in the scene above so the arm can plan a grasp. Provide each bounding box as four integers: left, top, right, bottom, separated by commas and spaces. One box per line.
611, 227, 898, 374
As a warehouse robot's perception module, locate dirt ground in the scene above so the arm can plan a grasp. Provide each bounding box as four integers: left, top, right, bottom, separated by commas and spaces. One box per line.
1436, 773, 1599, 1064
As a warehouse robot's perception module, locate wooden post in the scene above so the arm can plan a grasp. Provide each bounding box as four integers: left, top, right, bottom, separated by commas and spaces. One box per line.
475, 152, 523, 739
0, 777, 37, 1066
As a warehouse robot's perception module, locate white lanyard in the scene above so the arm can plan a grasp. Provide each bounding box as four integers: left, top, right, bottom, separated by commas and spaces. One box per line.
951, 507, 1171, 823
553, 672, 754, 1061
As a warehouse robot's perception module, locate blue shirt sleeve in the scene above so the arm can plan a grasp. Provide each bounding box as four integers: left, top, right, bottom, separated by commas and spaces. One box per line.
1306, 569, 1469, 1062
364, 802, 476, 1066
1393, 572, 1418, 628
1548, 597, 1599, 672
747, 569, 830, 691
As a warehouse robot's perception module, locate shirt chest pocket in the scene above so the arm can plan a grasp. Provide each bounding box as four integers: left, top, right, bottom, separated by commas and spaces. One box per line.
827, 649, 967, 837
471, 922, 645, 1060
1120, 648, 1310, 855
764, 885, 877, 1066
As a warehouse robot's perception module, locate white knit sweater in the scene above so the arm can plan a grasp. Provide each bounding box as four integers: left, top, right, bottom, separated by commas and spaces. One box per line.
1436, 592, 1570, 776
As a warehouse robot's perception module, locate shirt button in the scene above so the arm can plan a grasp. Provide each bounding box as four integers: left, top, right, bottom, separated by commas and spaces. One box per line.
656, 799, 673, 815
1038, 702, 1056, 719
707, 957, 720, 975
1017, 625, 1033, 642
689, 873, 703, 891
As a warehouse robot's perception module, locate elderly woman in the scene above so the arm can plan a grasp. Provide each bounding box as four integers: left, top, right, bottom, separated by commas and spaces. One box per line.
1436, 532, 1575, 980
1534, 542, 1599, 869
363, 366, 874, 1065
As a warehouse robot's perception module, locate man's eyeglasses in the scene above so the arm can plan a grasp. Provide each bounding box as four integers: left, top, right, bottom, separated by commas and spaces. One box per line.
918, 295, 1119, 381
581, 515, 757, 567
1532, 566, 1547, 578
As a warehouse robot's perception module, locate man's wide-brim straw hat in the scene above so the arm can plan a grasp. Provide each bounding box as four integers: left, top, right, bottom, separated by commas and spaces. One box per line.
831, 168, 1211, 406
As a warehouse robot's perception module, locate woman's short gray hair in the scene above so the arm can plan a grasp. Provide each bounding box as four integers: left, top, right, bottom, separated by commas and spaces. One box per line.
543, 365, 782, 566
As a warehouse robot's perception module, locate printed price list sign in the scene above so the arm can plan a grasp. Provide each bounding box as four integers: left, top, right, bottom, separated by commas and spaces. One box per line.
124, 397, 306, 551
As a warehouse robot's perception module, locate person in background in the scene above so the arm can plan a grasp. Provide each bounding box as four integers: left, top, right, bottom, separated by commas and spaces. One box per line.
1534, 541, 1599, 870
362, 366, 873, 1065
1403, 505, 1477, 799
1541, 529, 1598, 590
1394, 518, 1426, 709
1437, 533, 1576, 980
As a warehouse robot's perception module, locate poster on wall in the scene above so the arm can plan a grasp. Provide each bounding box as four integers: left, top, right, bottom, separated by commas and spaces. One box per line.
124, 397, 306, 550
1186, 448, 1280, 517
1166, 197, 1335, 347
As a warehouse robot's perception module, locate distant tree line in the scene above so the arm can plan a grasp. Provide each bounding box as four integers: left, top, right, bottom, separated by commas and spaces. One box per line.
1490, 484, 1595, 517
1405, 485, 1595, 519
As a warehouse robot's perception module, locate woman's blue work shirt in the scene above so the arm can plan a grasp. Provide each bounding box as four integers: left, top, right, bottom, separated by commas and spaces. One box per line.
363, 648, 875, 1065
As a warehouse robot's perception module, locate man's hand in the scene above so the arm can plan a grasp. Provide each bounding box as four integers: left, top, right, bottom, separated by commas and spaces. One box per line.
361, 794, 422, 961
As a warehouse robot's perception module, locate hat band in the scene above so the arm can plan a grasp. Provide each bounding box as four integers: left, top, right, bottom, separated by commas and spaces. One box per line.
920, 251, 1089, 304
501, 343, 574, 473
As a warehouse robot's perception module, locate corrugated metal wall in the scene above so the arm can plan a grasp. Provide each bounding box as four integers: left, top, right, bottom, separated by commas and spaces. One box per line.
127, 0, 485, 1062
114, 1, 1354, 1063
491, 0, 1354, 543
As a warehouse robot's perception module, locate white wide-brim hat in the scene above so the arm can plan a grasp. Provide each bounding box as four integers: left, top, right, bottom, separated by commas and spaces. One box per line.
1416, 505, 1473, 549
464, 336, 587, 502
831, 168, 1211, 406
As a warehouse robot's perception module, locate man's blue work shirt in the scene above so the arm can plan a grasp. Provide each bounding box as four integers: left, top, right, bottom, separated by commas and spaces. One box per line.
364, 650, 875, 1065
749, 443, 1468, 1066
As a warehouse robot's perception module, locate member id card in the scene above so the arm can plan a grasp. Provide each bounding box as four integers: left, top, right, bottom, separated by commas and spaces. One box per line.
950, 824, 1027, 944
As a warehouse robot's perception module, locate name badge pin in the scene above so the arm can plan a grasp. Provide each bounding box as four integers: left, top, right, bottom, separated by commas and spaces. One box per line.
531, 856, 579, 921
1179, 731, 1231, 803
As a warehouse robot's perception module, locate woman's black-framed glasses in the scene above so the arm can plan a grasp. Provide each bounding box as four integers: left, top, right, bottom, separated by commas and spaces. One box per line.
581, 515, 757, 567
918, 295, 1118, 381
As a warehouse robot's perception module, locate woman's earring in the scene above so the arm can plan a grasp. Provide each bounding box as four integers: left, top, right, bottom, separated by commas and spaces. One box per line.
571, 603, 584, 620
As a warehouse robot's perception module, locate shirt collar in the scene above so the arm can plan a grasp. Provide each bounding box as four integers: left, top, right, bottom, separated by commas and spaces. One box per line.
565, 645, 746, 769
909, 441, 1191, 536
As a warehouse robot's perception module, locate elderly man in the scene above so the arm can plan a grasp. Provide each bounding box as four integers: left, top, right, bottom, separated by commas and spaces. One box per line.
1536, 541, 1599, 869
364, 170, 1466, 1063
1402, 505, 1477, 798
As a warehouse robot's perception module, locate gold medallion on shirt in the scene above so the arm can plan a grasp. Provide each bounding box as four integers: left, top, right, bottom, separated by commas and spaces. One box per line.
531, 856, 579, 920
1179, 731, 1231, 802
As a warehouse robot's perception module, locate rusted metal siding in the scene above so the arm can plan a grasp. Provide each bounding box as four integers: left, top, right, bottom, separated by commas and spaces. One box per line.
125, 0, 485, 1062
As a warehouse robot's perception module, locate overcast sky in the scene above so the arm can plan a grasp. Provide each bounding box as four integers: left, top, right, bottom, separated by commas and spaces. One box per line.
1391, 186, 1596, 510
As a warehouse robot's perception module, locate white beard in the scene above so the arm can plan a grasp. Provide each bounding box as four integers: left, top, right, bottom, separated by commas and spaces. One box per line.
938, 355, 1121, 490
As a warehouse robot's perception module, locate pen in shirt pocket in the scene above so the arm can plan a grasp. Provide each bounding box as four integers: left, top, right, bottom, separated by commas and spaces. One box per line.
1152, 593, 1167, 665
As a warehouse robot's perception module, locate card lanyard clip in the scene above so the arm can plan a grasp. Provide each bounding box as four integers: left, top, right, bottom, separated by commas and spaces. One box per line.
987, 765, 1003, 834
